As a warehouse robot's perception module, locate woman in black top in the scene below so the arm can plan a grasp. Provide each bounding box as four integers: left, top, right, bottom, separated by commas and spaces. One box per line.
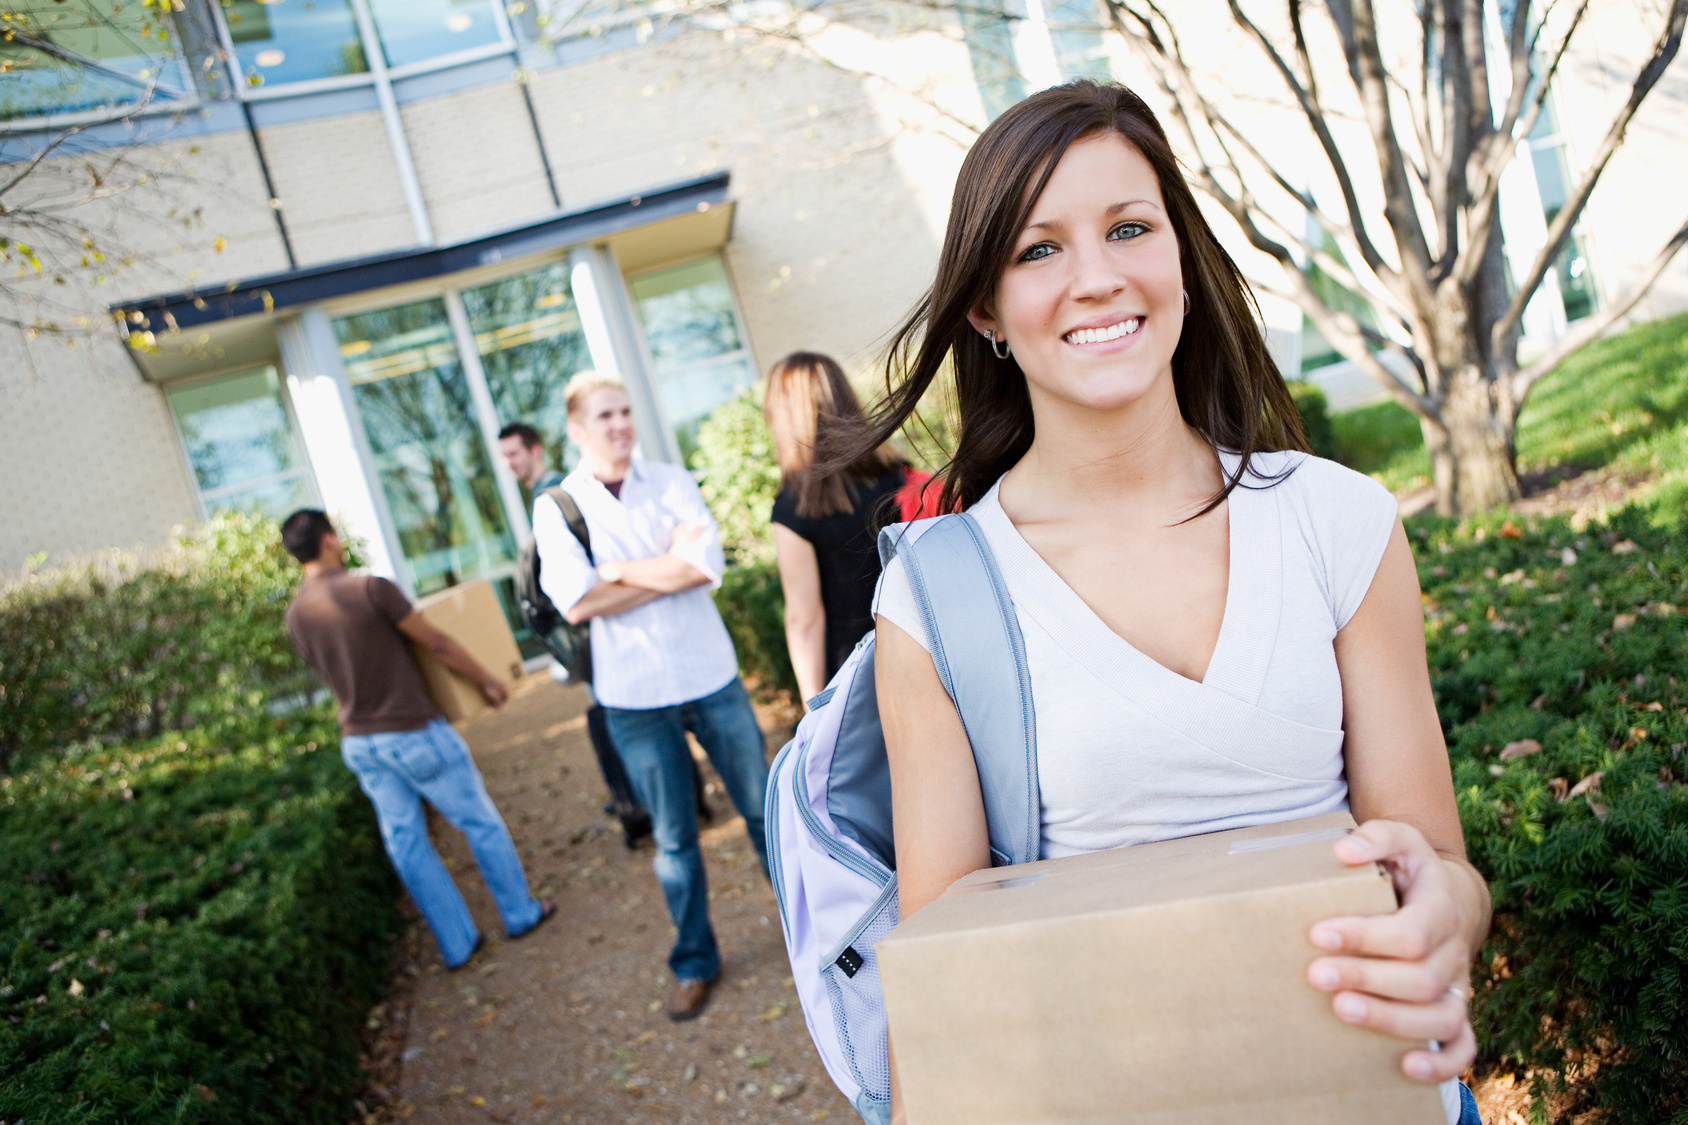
765, 352, 908, 703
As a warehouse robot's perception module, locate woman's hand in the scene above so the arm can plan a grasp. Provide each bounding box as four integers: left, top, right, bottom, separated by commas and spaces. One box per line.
1307, 818, 1479, 1083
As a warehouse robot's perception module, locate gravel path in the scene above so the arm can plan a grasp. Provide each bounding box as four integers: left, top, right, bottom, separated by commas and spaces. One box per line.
371, 674, 852, 1125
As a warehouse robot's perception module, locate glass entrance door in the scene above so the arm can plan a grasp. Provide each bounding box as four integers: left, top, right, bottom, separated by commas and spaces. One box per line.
334, 298, 518, 598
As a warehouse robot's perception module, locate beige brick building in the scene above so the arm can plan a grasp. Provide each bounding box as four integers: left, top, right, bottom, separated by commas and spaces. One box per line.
2, 0, 1683, 614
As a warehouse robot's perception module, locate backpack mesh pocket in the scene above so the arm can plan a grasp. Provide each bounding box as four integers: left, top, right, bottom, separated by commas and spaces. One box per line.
821, 884, 899, 1104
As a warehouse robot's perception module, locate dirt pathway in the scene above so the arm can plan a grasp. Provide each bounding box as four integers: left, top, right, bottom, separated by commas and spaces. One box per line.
373, 674, 853, 1125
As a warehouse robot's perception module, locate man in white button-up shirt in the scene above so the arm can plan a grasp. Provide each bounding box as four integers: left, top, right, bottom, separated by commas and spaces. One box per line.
532, 372, 770, 1021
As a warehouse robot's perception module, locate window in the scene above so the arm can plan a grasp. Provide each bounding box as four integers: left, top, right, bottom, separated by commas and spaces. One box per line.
222, 0, 367, 88
1527, 100, 1598, 323
1299, 229, 1381, 374
629, 255, 757, 464
0, 0, 194, 122
367, 0, 503, 68
334, 298, 517, 597
956, 1, 1027, 122
167, 367, 317, 519
461, 261, 594, 484
955, 0, 1111, 122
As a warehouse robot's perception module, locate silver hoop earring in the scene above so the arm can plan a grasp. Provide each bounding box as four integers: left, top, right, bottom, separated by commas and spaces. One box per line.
985, 329, 1011, 360
1183, 289, 1191, 316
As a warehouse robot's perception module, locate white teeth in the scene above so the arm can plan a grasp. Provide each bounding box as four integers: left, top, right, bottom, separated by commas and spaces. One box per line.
1064, 317, 1142, 345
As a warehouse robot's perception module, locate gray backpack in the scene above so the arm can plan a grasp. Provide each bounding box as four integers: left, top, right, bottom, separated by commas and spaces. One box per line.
764, 512, 1039, 1124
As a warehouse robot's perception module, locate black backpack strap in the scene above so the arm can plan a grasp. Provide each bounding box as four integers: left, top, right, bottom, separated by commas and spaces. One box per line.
543, 485, 593, 565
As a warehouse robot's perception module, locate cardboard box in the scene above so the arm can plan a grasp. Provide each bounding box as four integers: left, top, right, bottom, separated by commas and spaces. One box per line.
877, 812, 1445, 1124
408, 579, 525, 726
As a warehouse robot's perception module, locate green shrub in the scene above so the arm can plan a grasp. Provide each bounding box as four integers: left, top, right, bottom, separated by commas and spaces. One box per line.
0, 515, 315, 768
715, 559, 798, 698
1286, 381, 1337, 461
1414, 508, 1688, 1121
693, 391, 797, 695
693, 388, 782, 567
0, 710, 399, 1124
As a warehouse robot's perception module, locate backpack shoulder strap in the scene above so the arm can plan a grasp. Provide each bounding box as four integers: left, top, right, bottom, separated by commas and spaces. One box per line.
885, 513, 1039, 867
542, 485, 593, 565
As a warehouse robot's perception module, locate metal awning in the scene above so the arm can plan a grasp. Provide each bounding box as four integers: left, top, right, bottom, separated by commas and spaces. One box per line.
114, 172, 732, 380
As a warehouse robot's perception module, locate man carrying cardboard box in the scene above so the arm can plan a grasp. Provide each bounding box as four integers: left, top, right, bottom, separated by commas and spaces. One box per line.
281, 509, 555, 969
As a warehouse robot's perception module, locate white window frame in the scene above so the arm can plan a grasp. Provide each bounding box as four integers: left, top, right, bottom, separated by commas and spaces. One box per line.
624, 249, 761, 457
0, 4, 199, 132
163, 363, 322, 522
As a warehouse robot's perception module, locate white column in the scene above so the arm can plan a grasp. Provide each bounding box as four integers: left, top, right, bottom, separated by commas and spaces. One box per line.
277, 310, 409, 591
568, 244, 682, 464
348, 0, 434, 247
1009, 0, 1065, 92
442, 287, 532, 541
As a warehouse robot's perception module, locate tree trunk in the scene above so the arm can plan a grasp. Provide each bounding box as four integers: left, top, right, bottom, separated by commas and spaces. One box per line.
1422, 366, 1521, 516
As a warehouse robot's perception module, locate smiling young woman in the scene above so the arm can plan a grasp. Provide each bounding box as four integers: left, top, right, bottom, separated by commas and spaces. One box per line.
835, 82, 1491, 1125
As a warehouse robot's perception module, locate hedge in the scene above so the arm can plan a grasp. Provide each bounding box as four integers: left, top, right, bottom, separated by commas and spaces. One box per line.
1417, 506, 1688, 1121
0, 517, 316, 769
0, 713, 398, 1124
0, 516, 397, 1124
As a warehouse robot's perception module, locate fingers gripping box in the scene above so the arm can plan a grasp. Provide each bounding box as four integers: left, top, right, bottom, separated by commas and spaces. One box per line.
407, 579, 525, 725
876, 812, 1446, 1124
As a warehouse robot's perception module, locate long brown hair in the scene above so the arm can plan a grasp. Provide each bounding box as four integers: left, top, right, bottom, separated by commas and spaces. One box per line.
764, 351, 901, 518
837, 80, 1307, 514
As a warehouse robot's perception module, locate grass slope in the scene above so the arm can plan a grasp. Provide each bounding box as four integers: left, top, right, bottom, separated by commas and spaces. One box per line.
1329, 312, 1688, 500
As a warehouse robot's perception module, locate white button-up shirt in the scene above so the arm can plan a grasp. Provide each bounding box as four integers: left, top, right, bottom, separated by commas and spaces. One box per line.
533, 458, 739, 710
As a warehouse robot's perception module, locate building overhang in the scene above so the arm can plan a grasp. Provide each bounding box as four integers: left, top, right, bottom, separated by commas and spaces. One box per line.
114, 172, 733, 382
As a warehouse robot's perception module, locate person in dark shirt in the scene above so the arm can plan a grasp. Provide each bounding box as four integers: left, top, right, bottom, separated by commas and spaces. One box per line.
765, 352, 918, 702
282, 509, 554, 969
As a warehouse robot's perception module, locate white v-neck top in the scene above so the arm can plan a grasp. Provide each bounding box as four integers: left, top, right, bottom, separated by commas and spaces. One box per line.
874, 452, 1462, 1124
873, 451, 1398, 861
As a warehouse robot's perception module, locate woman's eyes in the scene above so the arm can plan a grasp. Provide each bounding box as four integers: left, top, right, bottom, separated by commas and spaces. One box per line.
1015, 223, 1151, 262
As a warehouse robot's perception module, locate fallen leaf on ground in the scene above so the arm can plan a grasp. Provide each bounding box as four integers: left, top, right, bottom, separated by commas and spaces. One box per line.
1548, 778, 1569, 800
1613, 613, 1638, 630
1568, 771, 1605, 798
637, 1029, 657, 1043
529, 1095, 545, 1108
471, 1095, 486, 1106
684, 1064, 698, 1082
1499, 521, 1522, 539
746, 1054, 773, 1069
774, 1077, 808, 1102
1499, 740, 1542, 760
1612, 540, 1639, 554
471, 1009, 497, 1027
757, 1001, 790, 1021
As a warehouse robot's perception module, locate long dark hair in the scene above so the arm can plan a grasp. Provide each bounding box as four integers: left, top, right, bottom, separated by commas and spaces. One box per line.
765, 351, 901, 518
835, 80, 1307, 514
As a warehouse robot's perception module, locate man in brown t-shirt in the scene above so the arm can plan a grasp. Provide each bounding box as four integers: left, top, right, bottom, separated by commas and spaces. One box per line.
282, 510, 553, 969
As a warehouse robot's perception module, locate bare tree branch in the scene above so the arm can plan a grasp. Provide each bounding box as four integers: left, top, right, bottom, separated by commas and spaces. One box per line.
1455, 0, 1591, 284
1511, 214, 1688, 399
1490, 0, 1687, 351
0, 28, 188, 102
1213, 0, 1399, 288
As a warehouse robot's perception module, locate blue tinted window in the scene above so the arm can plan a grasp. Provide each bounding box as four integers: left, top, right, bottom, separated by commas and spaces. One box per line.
0, 1, 192, 121
223, 0, 368, 88
368, 0, 502, 68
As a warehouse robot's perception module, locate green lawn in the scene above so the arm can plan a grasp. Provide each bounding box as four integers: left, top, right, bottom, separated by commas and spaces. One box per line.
1328, 311, 1688, 503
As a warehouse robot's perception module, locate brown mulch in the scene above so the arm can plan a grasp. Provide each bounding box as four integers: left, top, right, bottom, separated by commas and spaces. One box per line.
352, 674, 848, 1125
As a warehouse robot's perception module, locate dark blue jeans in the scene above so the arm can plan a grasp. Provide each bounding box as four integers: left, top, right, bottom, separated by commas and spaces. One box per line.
1458, 1081, 1482, 1124
604, 676, 771, 982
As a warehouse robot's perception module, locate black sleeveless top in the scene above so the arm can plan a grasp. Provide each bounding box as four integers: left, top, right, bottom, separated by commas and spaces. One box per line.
770, 467, 908, 678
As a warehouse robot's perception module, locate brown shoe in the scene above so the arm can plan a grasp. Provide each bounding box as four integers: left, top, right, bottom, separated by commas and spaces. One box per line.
665, 976, 715, 1021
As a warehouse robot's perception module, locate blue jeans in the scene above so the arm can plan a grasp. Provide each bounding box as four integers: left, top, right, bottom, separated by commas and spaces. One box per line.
604, 677, 771, 982
1458, 1081, 1482, 1125
341, 719, 543, 968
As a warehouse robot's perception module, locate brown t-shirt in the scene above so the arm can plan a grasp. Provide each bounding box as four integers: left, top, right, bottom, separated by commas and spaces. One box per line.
285, 570, 442, 735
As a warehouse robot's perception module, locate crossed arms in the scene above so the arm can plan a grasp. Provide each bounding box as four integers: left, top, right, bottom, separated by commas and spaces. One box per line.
562, 524, 711, 625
